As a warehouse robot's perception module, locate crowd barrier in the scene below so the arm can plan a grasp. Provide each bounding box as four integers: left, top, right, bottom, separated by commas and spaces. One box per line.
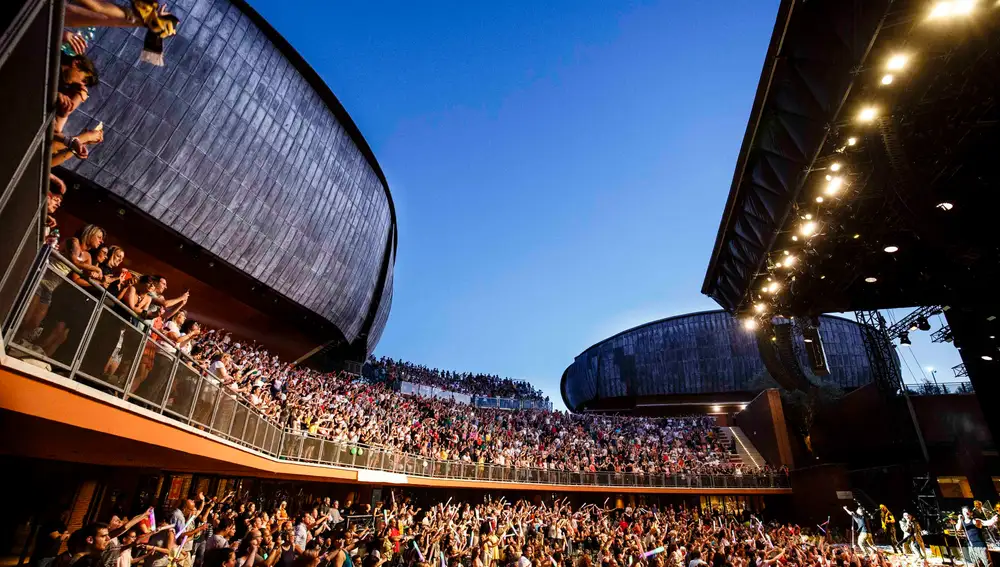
0, 247, 788, 490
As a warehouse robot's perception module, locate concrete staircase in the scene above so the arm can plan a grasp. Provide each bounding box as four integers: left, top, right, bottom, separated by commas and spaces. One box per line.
721, 426, 767, 469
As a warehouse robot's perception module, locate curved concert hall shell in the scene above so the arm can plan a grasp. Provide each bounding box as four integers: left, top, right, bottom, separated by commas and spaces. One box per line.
561, 310, 874, 412
59, 0, 396, 354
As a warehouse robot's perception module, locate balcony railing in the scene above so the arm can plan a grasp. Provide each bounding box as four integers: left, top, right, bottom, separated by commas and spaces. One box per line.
1, 247, 789, 490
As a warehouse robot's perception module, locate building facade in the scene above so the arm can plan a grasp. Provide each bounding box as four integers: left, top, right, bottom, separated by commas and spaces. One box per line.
59, 0, 395, 354
561, 310, 873, 412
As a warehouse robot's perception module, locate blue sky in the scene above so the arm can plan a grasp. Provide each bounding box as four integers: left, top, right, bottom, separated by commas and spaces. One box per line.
249, 0, 964, 407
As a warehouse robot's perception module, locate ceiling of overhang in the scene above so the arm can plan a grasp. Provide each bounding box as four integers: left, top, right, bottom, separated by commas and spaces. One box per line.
702, 0, 894, 313
704, 0, 1000, 318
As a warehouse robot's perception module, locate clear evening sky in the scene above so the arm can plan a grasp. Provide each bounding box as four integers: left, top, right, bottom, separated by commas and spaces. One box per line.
248, 0, 964, 407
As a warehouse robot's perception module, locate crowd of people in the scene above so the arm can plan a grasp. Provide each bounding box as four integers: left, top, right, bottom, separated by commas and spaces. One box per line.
366, 358, 548, 402
169, 330, 760, 475
33, 492, 945, 567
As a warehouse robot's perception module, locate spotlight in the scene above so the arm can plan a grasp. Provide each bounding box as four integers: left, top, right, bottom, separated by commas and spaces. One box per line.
865, 277, 878, 283
768, 282, 781, 294
899, 332, 912, 346
847, 137, 858, 146
739, 404, 747, 411
792, 236, 799, 242
881, 74, 894, 85
930, 0, 978, 18
854, 234, 861, 239
800, 221, 818, 237
825, 176, 844, 195
983, 355, 994, 361
917, 316, 931, 331
937, 202, 954, 211
753, 303, 767, 314
743, 318, 758, 331
783, 250, 790, 256
886, 54, 909, 71
830, 163, 842, 172
784, 255, 797, 267
858, 107, 878, 123
712, 405, 722, 412
805, 213, 813, 220
883, 245, 899, 253
826, 175, 833, 181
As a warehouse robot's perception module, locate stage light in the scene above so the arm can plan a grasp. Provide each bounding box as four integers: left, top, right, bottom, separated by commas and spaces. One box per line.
858, 107, 878, 123
865, 277, 878, 283
926, 366, 935, 372
784, 255, 797, 268
917, 316, 931, 331
804, 213, 813, 220
899, 332, 911, 346
930, 0, 977, 18
800, 221, 818, 236
909, 321, 920, 331
983, 355, 994, 361
753, 303, 767, 313
768, 282, 781, 293
740, 404, 747, 411
783, 250, 790, 256
712, 405, 722, 412
937, 202, 954, 211
830, 163, 842, 172
884, 245, 899, 253
791, 236, 799, 241
886, 54, 909, 71
881, 74, 894, 85
826, 175, 833, 181
743, 318, 758, 331
825, 176, 844, 195
847, 137, 858, 146
956, 0, 978, 14
854, 234, 861, 239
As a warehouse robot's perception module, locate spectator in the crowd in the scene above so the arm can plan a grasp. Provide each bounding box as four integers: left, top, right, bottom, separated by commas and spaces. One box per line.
72, 522, 111, 567
32, 510, 71, 567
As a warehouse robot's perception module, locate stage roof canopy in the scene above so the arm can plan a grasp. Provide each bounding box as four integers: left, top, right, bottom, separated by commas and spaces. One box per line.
702, 0, 1000, 320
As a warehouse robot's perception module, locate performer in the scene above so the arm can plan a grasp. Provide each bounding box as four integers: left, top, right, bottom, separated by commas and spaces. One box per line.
880, 504, 901, 553
899, 512, 925, 559
844, 505, 876, 555
957, 505, 998, 567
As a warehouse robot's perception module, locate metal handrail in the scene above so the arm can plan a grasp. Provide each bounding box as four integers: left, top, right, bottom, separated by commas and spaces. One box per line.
0, 247, 789, 489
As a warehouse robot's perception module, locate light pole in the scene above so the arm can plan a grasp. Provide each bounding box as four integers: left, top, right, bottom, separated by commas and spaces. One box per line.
926, 366, 939, 387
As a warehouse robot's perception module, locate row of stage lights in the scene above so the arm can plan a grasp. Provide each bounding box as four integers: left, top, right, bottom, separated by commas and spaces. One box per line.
741, 0, 986, 334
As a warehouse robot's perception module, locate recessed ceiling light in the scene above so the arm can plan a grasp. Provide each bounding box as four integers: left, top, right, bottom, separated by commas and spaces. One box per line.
886, 54, 909, 71
858, 107, 878, 123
